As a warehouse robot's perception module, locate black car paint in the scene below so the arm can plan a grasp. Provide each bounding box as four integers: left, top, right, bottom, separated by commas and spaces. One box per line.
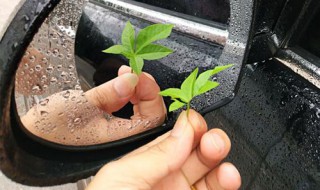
206, 61, 320, 189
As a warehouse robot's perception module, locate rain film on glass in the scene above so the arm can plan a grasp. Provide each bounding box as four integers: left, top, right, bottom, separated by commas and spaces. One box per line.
14, 0, 164, 146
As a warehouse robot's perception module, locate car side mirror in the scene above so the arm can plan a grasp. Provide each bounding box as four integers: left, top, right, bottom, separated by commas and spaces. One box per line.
0, 0, 254, 185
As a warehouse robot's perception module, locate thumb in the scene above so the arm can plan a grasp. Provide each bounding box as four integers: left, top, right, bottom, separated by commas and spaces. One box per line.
85, 73, 138, 113
88, 111, 196, 189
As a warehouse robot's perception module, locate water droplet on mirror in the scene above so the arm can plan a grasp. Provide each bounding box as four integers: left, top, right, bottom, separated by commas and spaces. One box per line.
60, 71, 68, 78
75, 85, 81, 90
73, 118, 81, 125
35, 64, 42, 71
23, 15, 30, 21
40, 110, 49, 117
144, 121, 151, 128
68, 65, 74, 70
69, 72, 75, 77
24, 24, 29, 31
40, 74, 47, 81
46, 65, 54, 73
53, 49, 59, 57
39, 98, 49, 106
12, 42, 18, 50
56, 64, 62, 71
43, 85, 48, 90
41, 57, 48, 64
29, 55, 36, 62
71, 96, 76, 101
76, 99, 82, 104
50, 77, 58, 83
29, 68, 34, 74
32, 85, 41, 93
63, 90, 71, 98
66, 53, 72, 59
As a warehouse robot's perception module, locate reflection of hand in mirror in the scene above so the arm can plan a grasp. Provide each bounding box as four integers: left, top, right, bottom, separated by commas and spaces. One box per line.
21, 65, 166, 146
86, 65, 167, 122
15, 47, 49, 95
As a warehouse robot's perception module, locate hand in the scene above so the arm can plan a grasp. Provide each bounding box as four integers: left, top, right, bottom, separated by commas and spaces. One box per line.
86, 65, 166, 122
15, 47, 49, 95
87, 110, 241, 190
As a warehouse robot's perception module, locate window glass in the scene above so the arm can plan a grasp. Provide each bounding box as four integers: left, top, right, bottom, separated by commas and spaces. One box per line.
299, 8, 320, 58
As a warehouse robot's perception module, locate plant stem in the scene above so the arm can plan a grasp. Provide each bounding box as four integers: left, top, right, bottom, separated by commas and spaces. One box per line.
186, 102, 190, 117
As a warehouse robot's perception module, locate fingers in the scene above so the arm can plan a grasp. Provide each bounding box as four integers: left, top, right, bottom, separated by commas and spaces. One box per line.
85, 73, 138, 113
90, 111, 195, 189
119, 65, 161, 101
182, 129, 231, 185
195, 162, 241, 190
125, 109, 207, 157
188, 110, 208, 149
119, 65, 166, 121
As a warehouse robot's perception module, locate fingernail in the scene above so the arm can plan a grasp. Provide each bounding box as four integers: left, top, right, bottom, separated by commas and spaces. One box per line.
211, 133, 225, 153
171, 111, 188, 137
113, 73, 138, 98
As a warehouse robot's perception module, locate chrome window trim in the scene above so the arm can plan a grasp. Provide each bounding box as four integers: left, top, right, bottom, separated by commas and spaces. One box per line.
92, 0, 229, 46
276, 49, 320, 89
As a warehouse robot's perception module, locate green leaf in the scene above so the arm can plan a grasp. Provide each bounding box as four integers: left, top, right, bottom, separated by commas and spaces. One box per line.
193, 64, 233, 96
103, 23, 174, 74
169, 100, 185, 112
121, 21, 135, 52
159, 65, 234, 113
129, 56, 144, 75
181, 68, 199, 102
159, 88, 188, 103
195, 81, 220, 96
194, 69, 214, 95
136, 24, 174, 52
211, 64, 234, 76
102, 45, 127, 54
122, 51, 134, 60
137, 44, 173, 60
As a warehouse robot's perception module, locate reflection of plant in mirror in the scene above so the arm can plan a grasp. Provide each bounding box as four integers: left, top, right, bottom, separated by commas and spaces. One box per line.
159, 64, 234, 115
103, 21, 174, 75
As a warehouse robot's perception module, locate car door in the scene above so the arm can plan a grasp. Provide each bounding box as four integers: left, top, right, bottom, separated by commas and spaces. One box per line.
0, 0, 253, 186
207, 0, 320, 189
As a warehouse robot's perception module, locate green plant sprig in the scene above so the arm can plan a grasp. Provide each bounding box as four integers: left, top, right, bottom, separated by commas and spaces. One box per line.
159, 64, 234, 116
102, 21, 174, 75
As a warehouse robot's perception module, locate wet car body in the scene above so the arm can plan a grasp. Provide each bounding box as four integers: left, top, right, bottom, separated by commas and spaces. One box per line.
0, 0, 319, 189
75, 0, 320, 189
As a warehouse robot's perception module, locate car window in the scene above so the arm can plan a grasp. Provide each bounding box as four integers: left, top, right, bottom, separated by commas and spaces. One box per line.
271, 0, 320, 89
298, 7, 320, 63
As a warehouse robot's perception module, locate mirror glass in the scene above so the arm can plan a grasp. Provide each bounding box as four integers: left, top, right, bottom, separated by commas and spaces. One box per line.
14, 0, 164, 147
